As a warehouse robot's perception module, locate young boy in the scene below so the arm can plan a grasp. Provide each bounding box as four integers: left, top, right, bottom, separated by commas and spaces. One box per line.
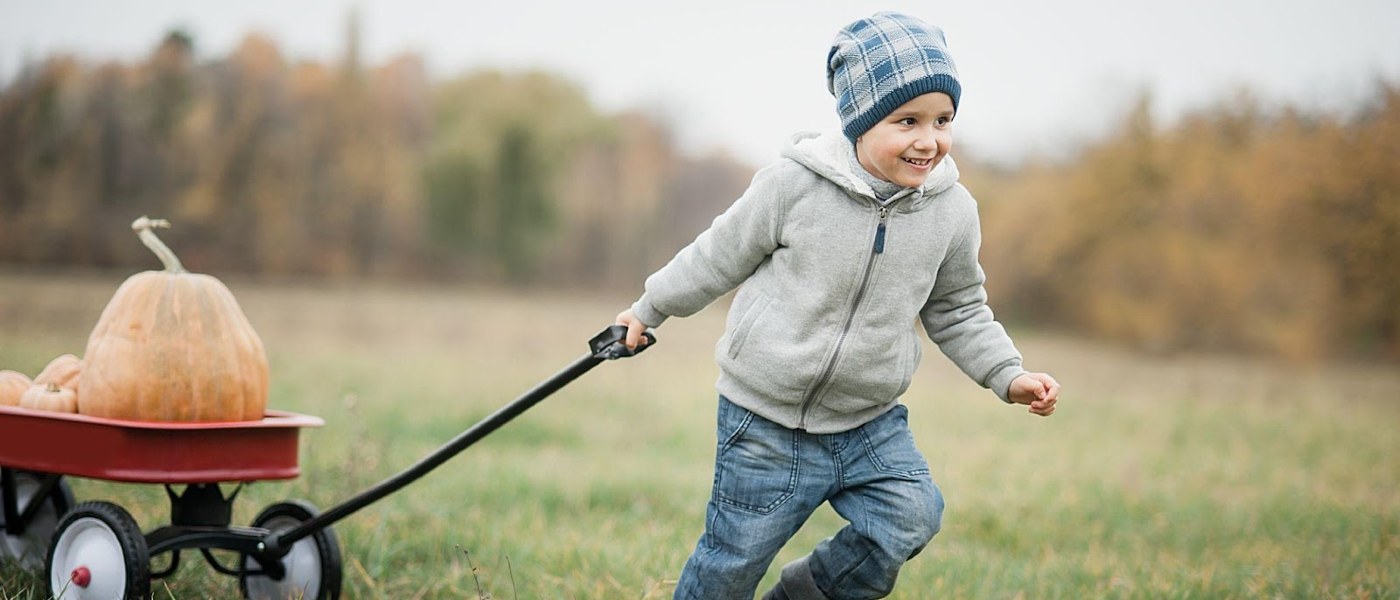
616, 11, 1060, 599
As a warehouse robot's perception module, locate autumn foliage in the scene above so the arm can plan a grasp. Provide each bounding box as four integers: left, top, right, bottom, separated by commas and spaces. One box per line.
0, 31, 752, 286
975, 88, 1400, 361
1, 30, 1396, 362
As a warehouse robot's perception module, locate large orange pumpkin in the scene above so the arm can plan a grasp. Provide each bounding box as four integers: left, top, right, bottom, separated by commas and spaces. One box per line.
78, 217, 269, 422
0, 370, 30, 407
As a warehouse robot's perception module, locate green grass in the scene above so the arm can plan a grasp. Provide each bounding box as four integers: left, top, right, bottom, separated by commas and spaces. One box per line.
1, 270, 1397, 599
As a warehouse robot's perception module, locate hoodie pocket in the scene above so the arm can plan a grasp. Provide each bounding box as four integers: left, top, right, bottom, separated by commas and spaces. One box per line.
726, 294, 775, 359
895, 327, 923, 396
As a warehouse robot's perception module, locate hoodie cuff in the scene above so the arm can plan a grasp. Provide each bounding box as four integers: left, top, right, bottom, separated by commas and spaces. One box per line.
630, 297, 669, 329
986, 362, 1028, 404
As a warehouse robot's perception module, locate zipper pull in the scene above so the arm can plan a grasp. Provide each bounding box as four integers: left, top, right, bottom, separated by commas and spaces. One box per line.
873, 207, 889, 254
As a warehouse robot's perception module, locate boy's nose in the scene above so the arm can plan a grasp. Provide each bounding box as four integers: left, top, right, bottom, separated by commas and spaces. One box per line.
913, 129, 938, 151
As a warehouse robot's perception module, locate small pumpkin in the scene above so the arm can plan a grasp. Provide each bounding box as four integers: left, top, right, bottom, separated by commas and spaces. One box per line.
34, 354, 83, 392
20, 382, 78, 413
79, 217, 269, 422
0, 370, 31, 407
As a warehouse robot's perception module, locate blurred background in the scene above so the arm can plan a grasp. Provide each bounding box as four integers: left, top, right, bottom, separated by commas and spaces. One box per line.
1, 0, 1398, 361
2, 3, 1399, 597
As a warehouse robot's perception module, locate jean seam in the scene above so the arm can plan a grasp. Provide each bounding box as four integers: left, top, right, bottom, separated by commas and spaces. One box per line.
826, 548, 879, 596
822, 492, 878, 595
830, 435, 850, 490
858, 429, 930, 479
719, 405, 754, 453
715, 413, 800, 515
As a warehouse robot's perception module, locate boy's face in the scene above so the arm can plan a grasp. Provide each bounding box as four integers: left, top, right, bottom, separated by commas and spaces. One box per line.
854, 92, 955, 189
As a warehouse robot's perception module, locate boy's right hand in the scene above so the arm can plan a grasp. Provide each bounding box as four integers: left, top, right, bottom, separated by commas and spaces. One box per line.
615, 308, 650, 350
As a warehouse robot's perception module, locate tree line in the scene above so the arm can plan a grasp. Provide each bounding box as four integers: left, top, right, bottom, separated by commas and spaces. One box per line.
1, 30, 1396, 361
0, 31, 753, 286
974, 87, 1400, 362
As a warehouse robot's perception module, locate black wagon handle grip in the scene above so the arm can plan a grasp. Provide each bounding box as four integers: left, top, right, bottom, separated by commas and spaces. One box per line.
589, 324, 657, 360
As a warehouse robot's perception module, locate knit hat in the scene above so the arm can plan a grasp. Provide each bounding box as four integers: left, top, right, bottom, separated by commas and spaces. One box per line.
827, 11, 961, 142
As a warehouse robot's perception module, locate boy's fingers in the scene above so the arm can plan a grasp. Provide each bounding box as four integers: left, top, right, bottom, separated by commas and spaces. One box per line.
625, 321, 647, 349
1023, 374, 1061, 414
614, 310, 645, 349
1028, 392, 1056, 416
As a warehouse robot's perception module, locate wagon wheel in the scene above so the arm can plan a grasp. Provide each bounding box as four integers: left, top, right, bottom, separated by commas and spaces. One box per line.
45, 501, 150, 600
1, 469, 75, 569
240, 500, 342, 600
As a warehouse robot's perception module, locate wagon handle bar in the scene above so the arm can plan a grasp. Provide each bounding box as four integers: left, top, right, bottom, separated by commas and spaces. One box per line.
263, 325, 654, 554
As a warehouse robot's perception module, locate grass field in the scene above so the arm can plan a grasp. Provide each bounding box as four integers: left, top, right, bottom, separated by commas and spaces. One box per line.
1, 269, 1397, 599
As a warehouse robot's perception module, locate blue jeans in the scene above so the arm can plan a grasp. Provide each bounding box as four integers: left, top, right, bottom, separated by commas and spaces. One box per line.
674, 396, 944, 600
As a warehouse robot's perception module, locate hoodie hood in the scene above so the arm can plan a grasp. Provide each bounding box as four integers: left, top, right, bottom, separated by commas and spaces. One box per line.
781, 130, 961, 201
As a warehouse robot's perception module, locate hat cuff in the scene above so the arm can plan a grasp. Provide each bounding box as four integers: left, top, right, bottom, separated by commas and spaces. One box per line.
842, 74, 962, 142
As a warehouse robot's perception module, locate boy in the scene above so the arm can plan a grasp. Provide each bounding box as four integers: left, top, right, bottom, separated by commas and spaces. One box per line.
616, 11, 1060, 599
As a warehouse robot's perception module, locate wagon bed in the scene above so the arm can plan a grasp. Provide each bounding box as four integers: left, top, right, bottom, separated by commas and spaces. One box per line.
0, 406, 323, 484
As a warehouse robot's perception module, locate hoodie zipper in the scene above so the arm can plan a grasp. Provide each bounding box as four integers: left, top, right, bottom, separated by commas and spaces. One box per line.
798, 205, 890, 429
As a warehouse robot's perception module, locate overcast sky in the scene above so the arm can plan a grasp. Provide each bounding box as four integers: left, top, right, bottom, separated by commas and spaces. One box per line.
2, 0, 1398, 165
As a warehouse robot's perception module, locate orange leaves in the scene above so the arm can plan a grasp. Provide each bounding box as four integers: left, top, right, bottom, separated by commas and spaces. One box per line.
976, 84, 1400, 361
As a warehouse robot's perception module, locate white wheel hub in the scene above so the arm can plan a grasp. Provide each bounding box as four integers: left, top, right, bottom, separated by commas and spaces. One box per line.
48, 517, 129, 600
243, 515, 323, 599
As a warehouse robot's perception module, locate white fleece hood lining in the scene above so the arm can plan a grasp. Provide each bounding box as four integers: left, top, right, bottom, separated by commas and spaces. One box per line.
783, 131, 959, 201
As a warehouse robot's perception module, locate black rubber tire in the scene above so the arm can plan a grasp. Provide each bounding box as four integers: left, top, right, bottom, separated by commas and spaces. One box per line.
239, 499, 342, 600
45, 500, 150, 600
0, 469, 76, 569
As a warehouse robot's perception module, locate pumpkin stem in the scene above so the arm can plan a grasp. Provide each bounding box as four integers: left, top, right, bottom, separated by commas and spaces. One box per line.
131, 216, 186, 273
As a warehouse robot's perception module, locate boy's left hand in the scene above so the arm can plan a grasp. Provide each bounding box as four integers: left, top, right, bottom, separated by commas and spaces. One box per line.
1009, 373, 1060, 417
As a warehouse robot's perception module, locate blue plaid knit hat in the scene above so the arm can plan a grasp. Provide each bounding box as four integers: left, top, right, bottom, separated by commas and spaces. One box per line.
827, 11, 961, 142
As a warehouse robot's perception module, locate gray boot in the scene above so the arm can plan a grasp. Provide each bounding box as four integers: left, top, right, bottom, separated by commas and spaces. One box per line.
760, 583, 790, 600
761, 556, 829, 600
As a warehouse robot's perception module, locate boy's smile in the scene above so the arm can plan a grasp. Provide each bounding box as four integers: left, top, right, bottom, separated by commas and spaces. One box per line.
854, 92, 955, 189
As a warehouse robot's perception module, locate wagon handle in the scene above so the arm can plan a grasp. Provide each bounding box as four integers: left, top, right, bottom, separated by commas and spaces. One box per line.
589, 324, 655, 359
261, 324, 655, 555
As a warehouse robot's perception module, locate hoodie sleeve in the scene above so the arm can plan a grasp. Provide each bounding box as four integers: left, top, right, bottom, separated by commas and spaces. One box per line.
630, 163, 791, 327
918, 206, 1027, 402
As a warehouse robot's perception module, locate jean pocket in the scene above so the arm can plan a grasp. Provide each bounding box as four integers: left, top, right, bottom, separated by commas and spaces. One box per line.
858, 406, 931, 480
714, 402, 798, 514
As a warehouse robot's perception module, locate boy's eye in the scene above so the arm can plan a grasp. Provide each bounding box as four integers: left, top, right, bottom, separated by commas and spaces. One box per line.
899, 117, 917, 126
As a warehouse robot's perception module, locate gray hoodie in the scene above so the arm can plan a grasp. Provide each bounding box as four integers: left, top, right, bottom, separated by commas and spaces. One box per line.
631, 131, 1026, 433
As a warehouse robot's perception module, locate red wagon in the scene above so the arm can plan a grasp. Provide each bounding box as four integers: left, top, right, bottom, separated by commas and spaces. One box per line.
0, 406, 334, 600
0, 325, 651, 600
